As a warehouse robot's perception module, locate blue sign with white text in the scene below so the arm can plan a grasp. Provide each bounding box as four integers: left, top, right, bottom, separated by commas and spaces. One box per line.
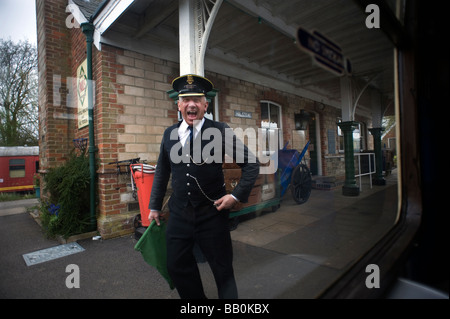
297, 27, 351, 76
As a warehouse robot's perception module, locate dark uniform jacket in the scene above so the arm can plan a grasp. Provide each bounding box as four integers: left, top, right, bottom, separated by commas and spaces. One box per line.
149, 118, 259, 212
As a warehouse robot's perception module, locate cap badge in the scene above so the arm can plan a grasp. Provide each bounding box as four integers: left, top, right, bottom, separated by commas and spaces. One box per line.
187, 75, 194, 85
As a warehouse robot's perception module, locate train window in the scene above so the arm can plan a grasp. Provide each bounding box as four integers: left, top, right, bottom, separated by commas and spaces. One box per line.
30, 0, 447, 301
9, 159, 26, 178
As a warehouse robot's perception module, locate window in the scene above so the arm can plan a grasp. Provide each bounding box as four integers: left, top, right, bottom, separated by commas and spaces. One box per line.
260, 101, 283, 149
204, 93, 219, 121
337, 119, 363, 153
9, 159, 26, 178
8, 0, 444, 302
353, 123, 361, 153
387, 137, 396, 150
337, 118, 344, 153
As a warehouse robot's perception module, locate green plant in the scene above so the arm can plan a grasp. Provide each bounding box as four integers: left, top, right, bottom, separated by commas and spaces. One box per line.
33, 174, 40, 188
0, 193, 24, 202
0, 192, 36, 202
41, 151, 92, 238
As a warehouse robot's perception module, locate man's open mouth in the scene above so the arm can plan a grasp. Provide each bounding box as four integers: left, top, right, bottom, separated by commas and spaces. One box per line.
187, 109, 197, 119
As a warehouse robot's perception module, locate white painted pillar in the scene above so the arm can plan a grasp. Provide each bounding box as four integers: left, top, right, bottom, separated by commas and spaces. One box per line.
178, 0, 223, 76
370, 89, 383, 127
178, 0, 197, 75
340, 75, 353, 121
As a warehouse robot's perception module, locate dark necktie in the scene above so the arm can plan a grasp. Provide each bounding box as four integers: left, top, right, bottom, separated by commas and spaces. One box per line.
188, 126, 193, 154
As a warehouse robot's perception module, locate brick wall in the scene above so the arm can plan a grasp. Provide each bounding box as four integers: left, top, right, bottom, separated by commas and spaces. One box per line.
114, 50, 179, 163
36, 0, 74, 174
96, 49, 179, 238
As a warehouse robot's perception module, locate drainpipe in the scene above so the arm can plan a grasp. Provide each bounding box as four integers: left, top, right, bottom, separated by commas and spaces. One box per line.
81, 22, 97, 231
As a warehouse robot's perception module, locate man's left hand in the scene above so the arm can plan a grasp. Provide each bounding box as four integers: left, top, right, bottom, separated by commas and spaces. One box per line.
214, 194, 238, 211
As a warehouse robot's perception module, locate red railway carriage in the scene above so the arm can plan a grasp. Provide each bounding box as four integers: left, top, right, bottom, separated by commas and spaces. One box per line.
0, 146, 39, 193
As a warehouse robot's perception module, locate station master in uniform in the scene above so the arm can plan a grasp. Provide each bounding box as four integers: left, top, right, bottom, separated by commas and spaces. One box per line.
148, 74, 260, 299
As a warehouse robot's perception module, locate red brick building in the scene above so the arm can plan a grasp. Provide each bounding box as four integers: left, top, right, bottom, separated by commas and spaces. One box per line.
36, 0, 395, 238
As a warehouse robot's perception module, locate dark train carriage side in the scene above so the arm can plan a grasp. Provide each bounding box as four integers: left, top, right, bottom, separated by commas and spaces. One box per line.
0, 147, 39, 193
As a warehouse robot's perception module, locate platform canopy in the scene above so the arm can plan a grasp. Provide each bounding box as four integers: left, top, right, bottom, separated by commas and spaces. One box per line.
70, 0, 400, 116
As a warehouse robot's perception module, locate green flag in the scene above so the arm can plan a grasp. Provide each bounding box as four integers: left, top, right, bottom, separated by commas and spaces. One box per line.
134, 220, 174, 290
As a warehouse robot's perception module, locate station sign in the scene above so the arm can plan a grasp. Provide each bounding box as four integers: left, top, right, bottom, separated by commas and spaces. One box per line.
77, 59, 89, 129
296, 27, 351, 76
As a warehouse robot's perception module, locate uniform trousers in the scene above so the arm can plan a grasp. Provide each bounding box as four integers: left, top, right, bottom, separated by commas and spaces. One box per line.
166, 201, 238, 299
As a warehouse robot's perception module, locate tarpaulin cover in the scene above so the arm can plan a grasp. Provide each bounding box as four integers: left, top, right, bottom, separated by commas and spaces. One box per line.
134, 220, 174, 289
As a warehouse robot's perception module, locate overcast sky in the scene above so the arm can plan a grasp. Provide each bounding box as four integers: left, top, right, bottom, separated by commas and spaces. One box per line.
0, 0, 37, 45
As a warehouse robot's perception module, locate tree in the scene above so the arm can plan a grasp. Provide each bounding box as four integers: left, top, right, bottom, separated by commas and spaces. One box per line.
382, 115, 396, 140
0, 39, 38, 146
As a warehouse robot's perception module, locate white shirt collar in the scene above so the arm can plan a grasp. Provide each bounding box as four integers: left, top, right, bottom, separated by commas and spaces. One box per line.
178, 118, 205, 142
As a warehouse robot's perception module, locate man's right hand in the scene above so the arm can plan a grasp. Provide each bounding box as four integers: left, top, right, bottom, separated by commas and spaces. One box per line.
149, 210, 161, 226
